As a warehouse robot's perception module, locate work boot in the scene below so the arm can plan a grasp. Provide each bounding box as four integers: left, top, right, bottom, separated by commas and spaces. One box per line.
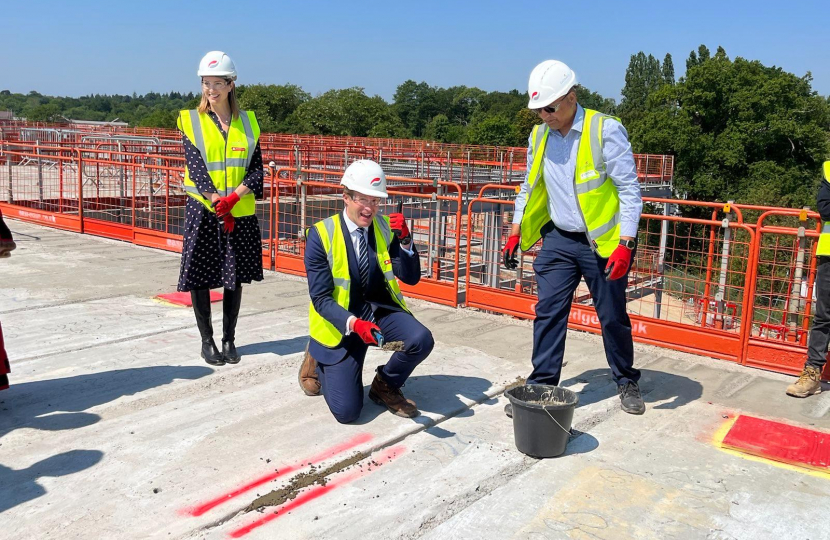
298, 344, 321, 396
786, 365, 823, 398
221, 285, 243, 364
369, 367, 419, 418
618, 381, 645, 415
192, 289, 224, 366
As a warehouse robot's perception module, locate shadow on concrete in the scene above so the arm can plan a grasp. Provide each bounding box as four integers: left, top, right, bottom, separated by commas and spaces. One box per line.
0, 366, 213, 439
352, 373, 495, 430
560, 368, 703, 410
236, 336, 309, 357
0, 450, 104, 513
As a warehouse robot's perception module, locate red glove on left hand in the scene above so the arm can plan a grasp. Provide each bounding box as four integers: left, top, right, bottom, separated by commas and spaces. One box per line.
389, 213, 410, 240
222, 214, 235, 234
605, 244, 633, 280
214, 192, 240, 217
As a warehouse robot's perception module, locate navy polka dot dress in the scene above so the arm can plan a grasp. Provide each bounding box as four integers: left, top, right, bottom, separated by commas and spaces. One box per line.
177, 111, 264, 292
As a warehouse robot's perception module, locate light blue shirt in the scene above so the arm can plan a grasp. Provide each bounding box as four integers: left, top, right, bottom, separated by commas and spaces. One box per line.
512, 104, 643, 239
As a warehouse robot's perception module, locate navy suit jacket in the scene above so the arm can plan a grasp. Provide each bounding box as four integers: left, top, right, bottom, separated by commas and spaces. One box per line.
305, 213, 421, 365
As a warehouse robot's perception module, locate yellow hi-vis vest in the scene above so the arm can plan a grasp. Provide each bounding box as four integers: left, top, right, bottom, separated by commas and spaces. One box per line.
519, 109, 622, 258
177, 109, 260, 217
308, 215, 411, 348
816, 161, 830, 256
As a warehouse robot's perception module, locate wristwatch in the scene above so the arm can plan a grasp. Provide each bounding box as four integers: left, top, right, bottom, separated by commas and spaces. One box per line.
619, 238, 636, 250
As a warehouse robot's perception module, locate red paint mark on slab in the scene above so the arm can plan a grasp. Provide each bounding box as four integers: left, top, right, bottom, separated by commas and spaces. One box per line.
228, 445, 406, 538
721, 415, 830, 471
156, 291, 223, 307
184, 433, 373, 517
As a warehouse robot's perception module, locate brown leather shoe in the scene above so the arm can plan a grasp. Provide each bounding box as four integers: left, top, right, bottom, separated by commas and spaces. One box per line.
298, 346, 321, 397
369, 369, 419, 418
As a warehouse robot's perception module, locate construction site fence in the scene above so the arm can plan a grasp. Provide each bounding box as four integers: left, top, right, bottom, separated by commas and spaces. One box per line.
1, 142, 823, 380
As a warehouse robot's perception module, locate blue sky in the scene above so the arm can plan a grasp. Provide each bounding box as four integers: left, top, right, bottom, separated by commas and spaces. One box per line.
2, 0, 828, 102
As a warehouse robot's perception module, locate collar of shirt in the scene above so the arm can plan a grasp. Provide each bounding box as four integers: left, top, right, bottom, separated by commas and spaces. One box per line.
550, 104, 585, 139
342, 210, 366, 236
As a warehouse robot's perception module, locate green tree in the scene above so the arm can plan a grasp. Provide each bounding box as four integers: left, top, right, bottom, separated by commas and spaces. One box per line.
237, 84, 310, 132
619, 52, 663, 124
424, 114, 451, 142
466, 115, 517, 146
286, 87, 403, 137
138, 108, 177, 129
631, 48, 830, 209
662, 53, 675, 86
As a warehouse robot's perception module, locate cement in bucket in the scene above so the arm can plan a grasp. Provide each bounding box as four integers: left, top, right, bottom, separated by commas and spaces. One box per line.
506, 384, 578, 458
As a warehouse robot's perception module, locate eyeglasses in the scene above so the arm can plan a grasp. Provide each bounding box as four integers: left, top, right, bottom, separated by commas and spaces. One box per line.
349, 194, 381, 207
201, 80, 230, 91
532, 98, 567, 116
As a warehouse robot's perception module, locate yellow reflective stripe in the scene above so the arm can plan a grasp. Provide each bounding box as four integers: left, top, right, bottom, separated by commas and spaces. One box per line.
239, 111, 256, 170
575, 176, 608, 194
226, 158, 247, 168
321, 216, 336, 268
823, 161, 830, 182
590, 213, 620, 240
375, 217, 393, 245
206, 161, 225, 172
188, 110, 208, 160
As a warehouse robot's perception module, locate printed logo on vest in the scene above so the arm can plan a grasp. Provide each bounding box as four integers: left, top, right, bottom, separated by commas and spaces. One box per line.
231, 147, 245, 152
384, 259, 391, 265
580, 170, 598, 180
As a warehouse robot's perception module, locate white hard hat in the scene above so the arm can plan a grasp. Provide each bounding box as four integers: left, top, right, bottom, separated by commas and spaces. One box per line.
340, 160, 388, 198
198, 51, 237, 81
527, 60, 577, 108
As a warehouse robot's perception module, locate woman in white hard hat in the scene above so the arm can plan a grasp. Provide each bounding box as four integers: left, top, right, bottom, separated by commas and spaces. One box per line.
176, 51, 264, 367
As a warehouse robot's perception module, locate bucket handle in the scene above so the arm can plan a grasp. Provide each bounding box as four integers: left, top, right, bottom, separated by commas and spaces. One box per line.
543, 407, 573, 436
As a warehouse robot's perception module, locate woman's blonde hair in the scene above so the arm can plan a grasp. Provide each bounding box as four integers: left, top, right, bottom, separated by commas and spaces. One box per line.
197, 79, 240, 120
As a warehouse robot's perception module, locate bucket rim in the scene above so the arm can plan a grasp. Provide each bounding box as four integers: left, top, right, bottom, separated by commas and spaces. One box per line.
505, 384, 579, 409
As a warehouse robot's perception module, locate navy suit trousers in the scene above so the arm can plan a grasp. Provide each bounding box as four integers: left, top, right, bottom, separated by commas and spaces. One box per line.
317, 308, 434, 424
527, 225, 640, 387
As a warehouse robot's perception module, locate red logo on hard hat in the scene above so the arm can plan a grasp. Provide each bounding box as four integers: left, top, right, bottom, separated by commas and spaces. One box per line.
370, 177, 382, 186
208, 60, 219, 68
531, 91, 539, 100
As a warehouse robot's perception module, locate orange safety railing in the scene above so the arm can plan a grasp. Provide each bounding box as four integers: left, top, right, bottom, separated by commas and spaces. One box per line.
3, 133, 829, 380
267, 168, 463, 307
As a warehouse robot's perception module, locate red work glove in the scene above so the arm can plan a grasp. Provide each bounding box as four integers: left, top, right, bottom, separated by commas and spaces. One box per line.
353, 319, 382, 346
222, 213, 235, 234
214, 192, 240, 217
605, 243, 633, 280
389, 213, 410, 241
502, 235, 520, 269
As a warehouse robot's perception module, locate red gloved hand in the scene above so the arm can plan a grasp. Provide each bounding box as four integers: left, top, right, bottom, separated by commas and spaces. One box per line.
502, 235, 520, 269
222, 213, 235, 234
389, 213, 410, 241
605, 243, 633, 280
214, 192, 240, 217
353, 319, 382, 345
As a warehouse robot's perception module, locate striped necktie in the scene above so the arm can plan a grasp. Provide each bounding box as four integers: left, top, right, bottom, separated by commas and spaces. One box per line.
356, 228, 374, 322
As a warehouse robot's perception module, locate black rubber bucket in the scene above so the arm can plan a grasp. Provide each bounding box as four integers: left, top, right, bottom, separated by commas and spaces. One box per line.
506, 384, 579, 458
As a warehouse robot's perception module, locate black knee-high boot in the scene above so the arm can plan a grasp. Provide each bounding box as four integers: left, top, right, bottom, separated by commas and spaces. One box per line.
191, 289, 224, 366
222, 285, 243, 364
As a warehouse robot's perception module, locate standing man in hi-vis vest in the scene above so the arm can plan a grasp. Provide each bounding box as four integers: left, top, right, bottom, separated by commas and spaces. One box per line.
503, 60, 645, 416
299, 160, 434, 423
786, 160, 830, 398
176, 51, 264, 367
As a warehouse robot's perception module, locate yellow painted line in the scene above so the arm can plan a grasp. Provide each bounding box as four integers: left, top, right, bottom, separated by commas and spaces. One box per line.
712, 415, 830, 480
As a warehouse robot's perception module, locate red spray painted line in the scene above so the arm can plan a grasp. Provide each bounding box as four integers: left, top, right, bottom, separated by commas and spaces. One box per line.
185, 433, 373, 517
229, 445, 406, 538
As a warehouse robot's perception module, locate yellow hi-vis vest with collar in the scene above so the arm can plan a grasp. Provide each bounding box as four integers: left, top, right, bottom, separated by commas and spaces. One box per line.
815, 161, 830, 256
519, 109, 622, 258
177, 109, 260, 218
308, 215, 411, 348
